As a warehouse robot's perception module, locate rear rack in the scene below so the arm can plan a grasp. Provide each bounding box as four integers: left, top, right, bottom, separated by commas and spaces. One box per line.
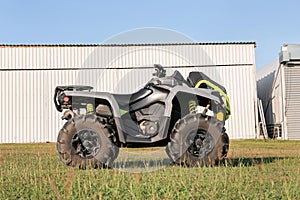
54, 85, 93, 111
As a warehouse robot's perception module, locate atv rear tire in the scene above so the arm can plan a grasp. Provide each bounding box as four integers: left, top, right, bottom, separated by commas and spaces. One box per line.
166, 113, 229, 167
56, 114, 119, 169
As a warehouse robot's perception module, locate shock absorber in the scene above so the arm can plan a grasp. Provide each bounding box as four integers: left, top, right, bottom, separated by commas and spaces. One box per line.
189, 100, 197, 113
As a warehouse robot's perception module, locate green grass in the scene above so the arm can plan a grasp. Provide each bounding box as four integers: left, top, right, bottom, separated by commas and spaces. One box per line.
1, 140, 300, 199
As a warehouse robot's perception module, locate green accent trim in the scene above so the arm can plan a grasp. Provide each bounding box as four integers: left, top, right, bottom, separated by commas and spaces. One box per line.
119, 109, 128, 116
195, 80, 231, 120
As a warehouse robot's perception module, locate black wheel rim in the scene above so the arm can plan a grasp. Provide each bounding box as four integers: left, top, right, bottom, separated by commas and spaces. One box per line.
187, 129, 214, 158
72, 129, 101, 159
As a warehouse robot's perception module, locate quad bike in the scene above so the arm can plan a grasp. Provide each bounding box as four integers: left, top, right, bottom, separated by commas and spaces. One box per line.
54, 64, 230, 168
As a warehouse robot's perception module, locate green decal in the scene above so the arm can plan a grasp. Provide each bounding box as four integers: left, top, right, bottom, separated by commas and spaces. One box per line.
120, 109, 128, 116
86, 103, 94, 114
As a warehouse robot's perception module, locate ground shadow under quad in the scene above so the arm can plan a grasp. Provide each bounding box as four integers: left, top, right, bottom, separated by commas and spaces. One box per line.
112, 156, 289, 171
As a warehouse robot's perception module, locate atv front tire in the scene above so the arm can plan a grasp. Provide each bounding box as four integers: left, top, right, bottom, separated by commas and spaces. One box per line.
56, 114, 119, 169
166, 113, 229, 167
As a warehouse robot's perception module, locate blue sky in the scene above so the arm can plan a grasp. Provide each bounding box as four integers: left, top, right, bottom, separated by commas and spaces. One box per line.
1, 0, 299, 69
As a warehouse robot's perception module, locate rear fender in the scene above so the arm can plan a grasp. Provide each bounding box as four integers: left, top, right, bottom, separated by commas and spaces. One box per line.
63, 91, 121, 117
62, 90, 126, 143
54, 85, 93, 112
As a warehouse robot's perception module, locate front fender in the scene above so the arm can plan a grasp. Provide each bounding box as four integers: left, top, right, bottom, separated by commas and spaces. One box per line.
164, 85, 222, 117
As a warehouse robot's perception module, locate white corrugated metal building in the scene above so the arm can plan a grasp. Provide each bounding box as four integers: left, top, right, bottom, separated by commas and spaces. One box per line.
257, 44, 300, 140
0, 42, 257, 143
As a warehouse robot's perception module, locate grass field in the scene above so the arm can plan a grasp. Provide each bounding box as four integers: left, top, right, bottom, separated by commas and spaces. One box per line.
1, 140, 300, 199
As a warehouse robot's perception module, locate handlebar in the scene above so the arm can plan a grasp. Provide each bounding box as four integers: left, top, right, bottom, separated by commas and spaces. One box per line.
153, 64, 166, 78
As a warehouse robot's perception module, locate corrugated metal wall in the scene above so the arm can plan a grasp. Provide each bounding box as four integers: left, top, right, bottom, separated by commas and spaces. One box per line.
285, 65, 300, 140
0, 44, 255, 69
0, 43, 257, 143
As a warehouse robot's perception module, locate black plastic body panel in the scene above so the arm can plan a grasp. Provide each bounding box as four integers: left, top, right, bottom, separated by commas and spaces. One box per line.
113, 88, 152, 108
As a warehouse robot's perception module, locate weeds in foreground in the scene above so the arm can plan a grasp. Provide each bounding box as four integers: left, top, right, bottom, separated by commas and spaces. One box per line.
0, 140, 300, 199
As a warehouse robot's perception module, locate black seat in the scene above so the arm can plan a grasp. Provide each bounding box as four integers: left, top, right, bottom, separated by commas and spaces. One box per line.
113, 88, 152, 108
187, 71, 227, 93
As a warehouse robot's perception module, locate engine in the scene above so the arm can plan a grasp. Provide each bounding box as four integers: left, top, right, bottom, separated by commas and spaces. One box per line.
135, 103, 164, 137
